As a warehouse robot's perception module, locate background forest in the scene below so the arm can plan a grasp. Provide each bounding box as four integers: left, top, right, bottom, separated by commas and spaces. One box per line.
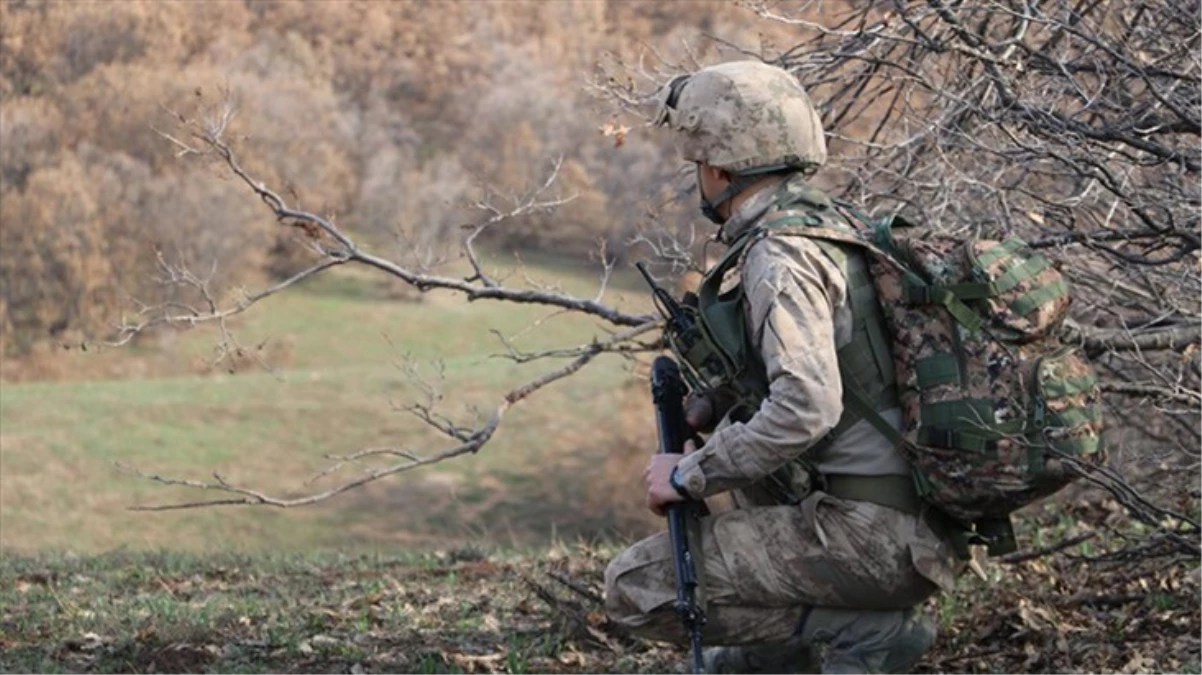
1, 0, 748, 365
1, 1, 1199, 673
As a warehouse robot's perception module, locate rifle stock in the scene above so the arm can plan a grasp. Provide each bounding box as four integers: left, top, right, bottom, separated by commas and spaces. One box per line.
650, 355, 707, 674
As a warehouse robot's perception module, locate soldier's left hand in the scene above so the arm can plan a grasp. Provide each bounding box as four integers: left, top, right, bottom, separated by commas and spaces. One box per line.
644, 439, 698, 516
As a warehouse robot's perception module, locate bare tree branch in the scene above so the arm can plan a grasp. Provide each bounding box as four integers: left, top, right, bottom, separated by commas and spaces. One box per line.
117, 321, 658, 510
1063, 320, 1201, 357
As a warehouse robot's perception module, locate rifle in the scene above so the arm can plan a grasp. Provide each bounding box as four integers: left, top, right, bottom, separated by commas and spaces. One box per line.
649, 355, 707, 674
635, 262, 708, 395
635, 262, 695, 336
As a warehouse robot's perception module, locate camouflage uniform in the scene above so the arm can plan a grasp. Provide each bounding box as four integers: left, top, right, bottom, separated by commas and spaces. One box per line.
604, 62, 964, 673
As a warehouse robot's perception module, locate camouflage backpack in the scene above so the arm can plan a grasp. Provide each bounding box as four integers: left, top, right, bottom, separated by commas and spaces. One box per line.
666, 182, 1107, 554
784, 203, 1107, 552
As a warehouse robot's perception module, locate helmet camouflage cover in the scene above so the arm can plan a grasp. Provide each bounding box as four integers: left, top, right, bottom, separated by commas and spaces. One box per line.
653, 61, 827, 175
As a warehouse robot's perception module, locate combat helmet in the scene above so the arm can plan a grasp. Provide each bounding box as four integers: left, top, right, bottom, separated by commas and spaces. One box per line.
653, 60, 827, 175
653, 61, 827, 222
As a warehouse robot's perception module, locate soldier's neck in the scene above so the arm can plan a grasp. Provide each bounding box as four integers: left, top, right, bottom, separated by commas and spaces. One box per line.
718, 174, 791, 244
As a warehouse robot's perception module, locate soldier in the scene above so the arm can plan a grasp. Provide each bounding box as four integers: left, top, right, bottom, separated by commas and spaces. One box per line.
604, 61, 966, 673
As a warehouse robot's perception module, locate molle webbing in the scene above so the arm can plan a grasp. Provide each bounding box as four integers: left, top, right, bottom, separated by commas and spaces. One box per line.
681, 183, 904, 505
754, 211, 900, 451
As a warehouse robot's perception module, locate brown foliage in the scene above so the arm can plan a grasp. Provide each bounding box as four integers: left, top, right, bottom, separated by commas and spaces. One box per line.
1, 0, 765, 357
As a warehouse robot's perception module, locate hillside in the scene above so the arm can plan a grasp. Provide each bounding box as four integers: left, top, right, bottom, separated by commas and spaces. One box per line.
0, 257, 660, 554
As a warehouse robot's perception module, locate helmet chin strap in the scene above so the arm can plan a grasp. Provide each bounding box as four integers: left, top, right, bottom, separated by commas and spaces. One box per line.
698, 169, 759, 227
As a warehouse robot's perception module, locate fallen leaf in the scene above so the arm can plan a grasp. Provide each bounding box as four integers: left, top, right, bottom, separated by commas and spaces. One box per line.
311, 634, 339, 648
557, 650, 585, 666
1122, 652, 1151, 674
1182, 343, 1198, 363
586, 625, 623, 653
598, 121, 630, 148
1017, 599, 1057, 631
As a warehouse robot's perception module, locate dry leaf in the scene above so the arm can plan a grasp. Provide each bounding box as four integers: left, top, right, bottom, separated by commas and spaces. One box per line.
1122, 652, 1151, 674
587, 625, 623, 653
598, 121, 630, 148
1017, 599, 1057, 631
1181, 343, 1198, 363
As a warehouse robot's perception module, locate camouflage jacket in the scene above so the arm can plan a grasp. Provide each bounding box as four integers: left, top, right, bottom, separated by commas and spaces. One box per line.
674, 174, 911, 502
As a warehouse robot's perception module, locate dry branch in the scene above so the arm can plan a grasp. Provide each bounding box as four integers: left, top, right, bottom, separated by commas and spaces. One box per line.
110, 100, 662, 509
116, 319, 657, 510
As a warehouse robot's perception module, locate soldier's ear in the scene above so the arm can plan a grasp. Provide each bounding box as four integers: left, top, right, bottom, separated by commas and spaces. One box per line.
698, 164, 731, 188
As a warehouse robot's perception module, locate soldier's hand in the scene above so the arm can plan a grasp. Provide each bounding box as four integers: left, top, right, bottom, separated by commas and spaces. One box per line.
684, 393, 714, 432
644, 454, 684, 516
644, 440, 699, 516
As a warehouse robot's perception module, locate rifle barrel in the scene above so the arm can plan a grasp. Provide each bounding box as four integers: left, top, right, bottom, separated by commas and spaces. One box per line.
650, 355, 707, 674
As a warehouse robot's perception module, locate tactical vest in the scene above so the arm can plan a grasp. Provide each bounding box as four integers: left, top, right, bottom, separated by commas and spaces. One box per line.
668, 185, 899, 501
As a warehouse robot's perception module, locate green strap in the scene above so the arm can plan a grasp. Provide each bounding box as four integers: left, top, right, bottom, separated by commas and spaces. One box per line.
1027, 428, 1047, 473
870, 219, 904, 260
830, 198, 876, 228
760, 213, 823, 230
902, 282, 985, 333
915, 353, 960, 389
936, 289, 984, 333
941, 281, 997, 300
1041, 374, 1097, 398
918, 427, 999, 454
812, 239, 897, 410
1046, 406, 1103, 429
1050, 435, 1103, 457
900, 280, 996, 302
974, 238, 1027, 269
994, 255, 1051, 294
1012, 277, 1069, 316
864, 314, 896, 391
839, 371, 906, 448
822, 474, 921, 515
921, 398, 996, 430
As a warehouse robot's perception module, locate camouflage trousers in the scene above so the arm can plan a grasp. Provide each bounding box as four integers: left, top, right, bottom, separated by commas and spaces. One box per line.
604, 491, 961, 672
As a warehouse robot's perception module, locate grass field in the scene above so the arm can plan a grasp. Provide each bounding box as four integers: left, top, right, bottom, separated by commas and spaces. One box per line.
0, 251, 660, 554
2, 517, 1197, 674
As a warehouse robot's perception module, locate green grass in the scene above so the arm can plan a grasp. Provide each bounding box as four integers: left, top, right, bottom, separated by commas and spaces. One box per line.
0, 252, 656, 554
2, 542, 1197, 674
0, 546, 685, 674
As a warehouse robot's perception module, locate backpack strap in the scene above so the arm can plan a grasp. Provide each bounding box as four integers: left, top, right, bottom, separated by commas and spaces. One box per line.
752, 212, 903, 453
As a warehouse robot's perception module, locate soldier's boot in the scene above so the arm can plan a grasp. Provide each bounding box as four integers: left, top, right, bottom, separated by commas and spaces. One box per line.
702, 637, 821, 674
798, 607, 937, 674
